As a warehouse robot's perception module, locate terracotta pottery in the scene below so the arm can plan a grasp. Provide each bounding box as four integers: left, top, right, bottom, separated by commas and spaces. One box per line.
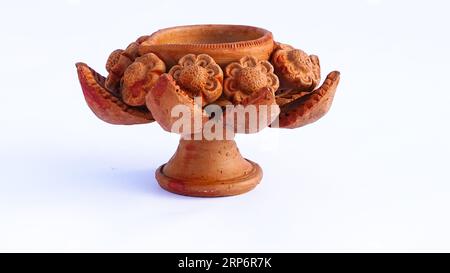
156, 137, 262, 197
139, 25, 274, 68
75, 24, 341, 197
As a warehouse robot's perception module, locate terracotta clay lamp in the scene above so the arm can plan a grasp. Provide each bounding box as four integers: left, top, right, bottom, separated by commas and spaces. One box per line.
76, 25, 340, 197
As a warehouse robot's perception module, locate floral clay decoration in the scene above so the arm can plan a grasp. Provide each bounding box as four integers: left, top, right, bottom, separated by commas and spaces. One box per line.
76, 25, 341, 197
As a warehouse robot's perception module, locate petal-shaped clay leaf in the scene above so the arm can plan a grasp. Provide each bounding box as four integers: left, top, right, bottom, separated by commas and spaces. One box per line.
273, 71, 340, 128
76, 62, 154, 125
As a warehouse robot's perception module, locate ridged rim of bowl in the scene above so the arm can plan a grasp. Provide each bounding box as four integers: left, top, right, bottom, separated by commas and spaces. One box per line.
144, 24, 273, 49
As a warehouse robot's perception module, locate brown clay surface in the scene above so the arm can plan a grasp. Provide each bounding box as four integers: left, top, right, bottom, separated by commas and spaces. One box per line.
276, 71, 340, 128
75, 25, 341, 197
139, 25, 274, 68
76, 62, 154, 125
157, 138, 262, 197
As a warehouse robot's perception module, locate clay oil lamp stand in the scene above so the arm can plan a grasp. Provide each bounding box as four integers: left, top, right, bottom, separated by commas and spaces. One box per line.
76, 25, 340, 197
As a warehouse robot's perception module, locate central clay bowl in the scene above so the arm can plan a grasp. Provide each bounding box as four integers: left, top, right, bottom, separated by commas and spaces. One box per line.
139, 25, 274, 67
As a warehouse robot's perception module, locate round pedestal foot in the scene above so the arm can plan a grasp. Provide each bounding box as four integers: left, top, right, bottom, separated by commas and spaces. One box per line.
156, 160, 262, 197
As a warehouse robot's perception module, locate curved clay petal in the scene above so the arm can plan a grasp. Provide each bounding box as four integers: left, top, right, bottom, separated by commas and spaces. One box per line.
223, 78, 240, 98
105, 49, 132, 92
121, 53, 166, 106
76, 62, 154, 125
146, 74, 209, 134
121, 62, 149, 106
196, 54, 213, 67
206, 62, 222, 77
124, 42, 140, 60
274, 42, 294, 51
225, 62, 242, 78
136, 53, 166, 73
260, 61, 274, 73
267, 73, 279, 89
179, 54, 196, 66
273, 71, 340, 129
222, 87, 279, 134
203, 78, 222, 103
275, 89, 311, 106
241, 56, 258, 67
169, 65, 183, 80
105, 49, 123, 73
136, 35, 150, 44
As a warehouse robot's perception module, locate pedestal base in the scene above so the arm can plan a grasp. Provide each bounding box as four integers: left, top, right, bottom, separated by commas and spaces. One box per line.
155, 138, 262, 197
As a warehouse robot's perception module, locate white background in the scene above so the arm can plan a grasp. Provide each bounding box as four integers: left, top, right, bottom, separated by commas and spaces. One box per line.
0, 0, 449, 252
